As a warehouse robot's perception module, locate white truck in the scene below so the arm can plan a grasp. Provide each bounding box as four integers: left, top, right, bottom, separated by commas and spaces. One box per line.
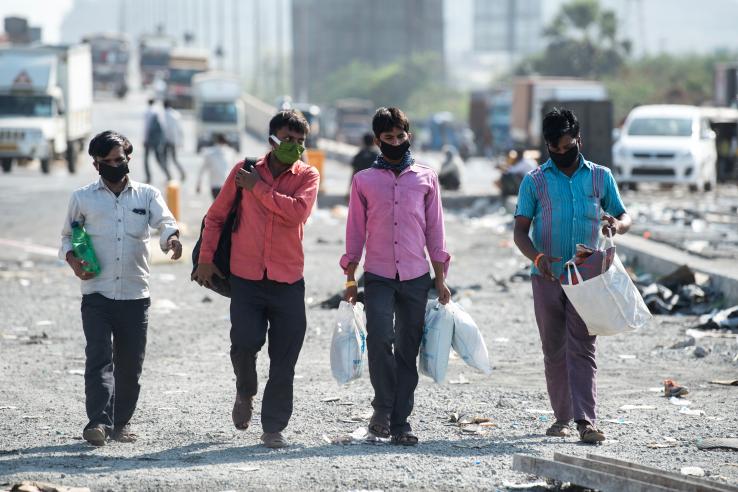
0, 44, 93, 174
192, 72, 244, 152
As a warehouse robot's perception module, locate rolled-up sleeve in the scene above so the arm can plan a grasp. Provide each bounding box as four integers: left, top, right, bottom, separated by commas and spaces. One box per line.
251, 167, 320, 227
148, 188, 179, 252
601, 169, 627, 218
514, 174, 537, 219
59, 192, 81, 260
340, 176, 367, 272
424, 173, 451, 276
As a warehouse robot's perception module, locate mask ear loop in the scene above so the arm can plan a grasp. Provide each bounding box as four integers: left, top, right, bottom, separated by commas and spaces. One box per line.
270, 135, 281, 146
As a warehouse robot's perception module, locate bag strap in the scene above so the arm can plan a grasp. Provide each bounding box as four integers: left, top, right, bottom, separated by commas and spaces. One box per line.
565, 261, 585, 285
231, 158, 258, 232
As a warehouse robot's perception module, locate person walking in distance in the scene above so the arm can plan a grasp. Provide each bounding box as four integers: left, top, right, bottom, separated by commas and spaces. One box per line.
513, 108, 632, 443
60, 131, 182, 446
163, 100, 187, 181
341, 107, 451, 446
192, 110, 319, 449
196, 133, 238, 200
142, 99, 168, 182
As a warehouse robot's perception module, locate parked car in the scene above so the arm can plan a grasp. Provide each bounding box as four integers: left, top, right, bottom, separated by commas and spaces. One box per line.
613, 105, 717, 191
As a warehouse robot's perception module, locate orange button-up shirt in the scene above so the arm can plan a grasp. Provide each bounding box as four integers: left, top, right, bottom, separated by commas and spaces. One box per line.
199, 153, 320, 284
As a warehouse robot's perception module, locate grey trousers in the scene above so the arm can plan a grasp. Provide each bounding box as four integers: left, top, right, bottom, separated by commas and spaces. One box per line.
80, 293, 149, 435
532, 275, 598, 424
364, 271, 432, 435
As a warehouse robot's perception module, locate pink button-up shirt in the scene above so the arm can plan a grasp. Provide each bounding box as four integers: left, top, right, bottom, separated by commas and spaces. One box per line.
340, 163, 450, 281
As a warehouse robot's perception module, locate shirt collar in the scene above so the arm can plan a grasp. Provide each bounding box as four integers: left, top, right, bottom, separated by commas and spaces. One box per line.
95, 177, 137, 192
259, 152, 300, 175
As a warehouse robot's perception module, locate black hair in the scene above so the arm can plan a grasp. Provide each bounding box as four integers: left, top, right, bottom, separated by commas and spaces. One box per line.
163, 99, 172, 109
214, 133, 228, 144
147, 98, 154, 105
362, 132, 375, 147
88, 130, 133, 159
372, 107, 409, 137
542, 107, 580, 146
268, 109, 309, 136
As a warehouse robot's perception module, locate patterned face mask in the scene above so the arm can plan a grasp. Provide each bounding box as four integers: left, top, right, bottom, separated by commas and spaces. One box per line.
270, 135, 305, 165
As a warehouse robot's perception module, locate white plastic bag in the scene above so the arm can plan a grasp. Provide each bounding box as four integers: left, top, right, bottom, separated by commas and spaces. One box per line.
419, 299, 454, 384
330, 301, 367, 385
450, 302, 492, 375
562, 237, 652, 336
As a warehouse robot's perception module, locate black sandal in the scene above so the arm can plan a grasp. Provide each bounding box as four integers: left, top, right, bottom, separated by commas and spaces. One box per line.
368, 412, 391, 438
391, 432, 418, 446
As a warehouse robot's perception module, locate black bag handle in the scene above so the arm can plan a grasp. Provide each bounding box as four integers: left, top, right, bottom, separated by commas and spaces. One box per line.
232, 158, 258, 232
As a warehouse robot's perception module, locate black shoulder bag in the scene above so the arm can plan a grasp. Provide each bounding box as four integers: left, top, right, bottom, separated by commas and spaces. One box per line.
191, 158, 258, 297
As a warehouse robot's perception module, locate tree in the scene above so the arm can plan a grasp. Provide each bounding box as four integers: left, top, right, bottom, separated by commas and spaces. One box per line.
524, 0, 630, 78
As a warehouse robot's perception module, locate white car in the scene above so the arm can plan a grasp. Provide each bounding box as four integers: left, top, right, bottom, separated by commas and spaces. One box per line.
613, 105, 717, 191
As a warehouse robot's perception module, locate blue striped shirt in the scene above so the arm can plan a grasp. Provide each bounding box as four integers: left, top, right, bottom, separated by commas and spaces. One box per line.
515, 155, 626, 278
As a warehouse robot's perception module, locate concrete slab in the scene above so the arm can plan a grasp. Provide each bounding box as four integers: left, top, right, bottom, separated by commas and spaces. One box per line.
616, 233, 738, 305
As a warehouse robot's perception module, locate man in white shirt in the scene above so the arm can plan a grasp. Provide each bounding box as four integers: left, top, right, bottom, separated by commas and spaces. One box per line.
196, 133, 238, 199
163, 100, 187, 181
60, 131, 182, 446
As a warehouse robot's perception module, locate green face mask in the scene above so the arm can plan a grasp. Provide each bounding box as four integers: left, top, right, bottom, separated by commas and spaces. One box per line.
271, 135, 305, 165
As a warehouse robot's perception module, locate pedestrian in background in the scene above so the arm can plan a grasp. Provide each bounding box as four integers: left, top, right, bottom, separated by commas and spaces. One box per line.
192, 110, 319, 449
60, 131, 182, 446
350, 132, 379, 184
341, 107, 451, 446
163, 100, 187, 182
196, 133, 238, 199
142, 99, 167, 183
513, 108, 632, 444
497, 148, 537, 197
438, 144, 464, 191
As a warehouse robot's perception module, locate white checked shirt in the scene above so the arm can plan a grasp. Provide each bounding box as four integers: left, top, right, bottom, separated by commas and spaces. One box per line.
59, 178, 179, 300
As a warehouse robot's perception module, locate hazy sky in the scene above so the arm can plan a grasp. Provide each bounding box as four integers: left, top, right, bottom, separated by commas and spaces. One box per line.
2, 0, 737, 57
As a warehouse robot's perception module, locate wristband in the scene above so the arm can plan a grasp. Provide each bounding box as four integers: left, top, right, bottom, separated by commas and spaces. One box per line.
344, 280, 357, 288
533, 253, 545, 269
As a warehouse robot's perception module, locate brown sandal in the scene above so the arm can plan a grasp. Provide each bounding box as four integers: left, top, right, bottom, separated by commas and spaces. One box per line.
546, 421, 571, 437
368, 412, 391, 438
578, 423, 605, 443
391, 432, 419, 446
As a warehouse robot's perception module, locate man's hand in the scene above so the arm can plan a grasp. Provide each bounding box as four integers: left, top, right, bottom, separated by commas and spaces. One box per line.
191, 262, 225, 289
435, 277, 451, 305
343, 262, 358, 304
66, 251, 94, 281
343, 284, 358, 304
537, 255, 562, 281
167, 235, 182, 260
601, 214, 621, 237
235, 168, 260, 191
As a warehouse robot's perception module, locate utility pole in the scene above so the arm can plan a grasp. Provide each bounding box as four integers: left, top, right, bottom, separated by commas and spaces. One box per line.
276, 0, 283, 95
253, 0, 261, 96
233, 0, 240, 77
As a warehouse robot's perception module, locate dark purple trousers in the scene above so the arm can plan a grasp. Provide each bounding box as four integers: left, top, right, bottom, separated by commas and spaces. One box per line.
532, 275, 598, 424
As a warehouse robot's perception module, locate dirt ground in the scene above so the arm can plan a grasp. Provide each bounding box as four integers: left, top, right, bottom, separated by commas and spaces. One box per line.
1, 200, 737, 491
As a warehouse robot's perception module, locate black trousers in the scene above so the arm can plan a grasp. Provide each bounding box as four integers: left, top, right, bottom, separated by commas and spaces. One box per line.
80, 294, 149, 435
164, 143, 186, 180
364, 271, 431, 435
143, 143, 169, 182
229, 274, 306, 433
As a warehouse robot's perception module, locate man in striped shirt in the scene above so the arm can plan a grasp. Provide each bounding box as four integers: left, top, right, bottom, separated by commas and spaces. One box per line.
513, 108, 631, 444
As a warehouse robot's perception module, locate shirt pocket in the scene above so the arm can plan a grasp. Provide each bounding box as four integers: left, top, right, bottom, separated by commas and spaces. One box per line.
403, 187, 427, 222
583, 195, 601, 221
124, 207, 150, 239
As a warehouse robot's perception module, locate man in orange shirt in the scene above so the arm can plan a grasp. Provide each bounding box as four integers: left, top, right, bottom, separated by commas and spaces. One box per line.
192, 110, 319, 449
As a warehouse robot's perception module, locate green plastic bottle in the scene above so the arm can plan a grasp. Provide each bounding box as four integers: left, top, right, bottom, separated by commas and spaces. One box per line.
70, 221, 101, 275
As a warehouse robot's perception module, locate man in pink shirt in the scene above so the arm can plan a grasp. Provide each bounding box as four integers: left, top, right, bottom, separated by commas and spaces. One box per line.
341, 107, 451, 446
192, 110, 319, 449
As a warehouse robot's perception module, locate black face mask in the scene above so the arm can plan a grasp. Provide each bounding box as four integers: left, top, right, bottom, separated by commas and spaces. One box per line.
549, 144, 580, 169
379, 139, 410, 161
97, 161, 130, 183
